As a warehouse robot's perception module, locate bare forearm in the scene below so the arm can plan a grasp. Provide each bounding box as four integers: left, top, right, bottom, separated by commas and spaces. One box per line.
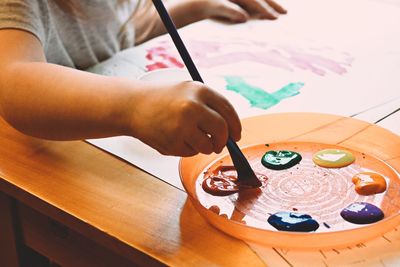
0, 62, 140, 140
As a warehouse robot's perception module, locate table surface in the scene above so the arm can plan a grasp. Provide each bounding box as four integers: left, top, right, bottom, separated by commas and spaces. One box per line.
1, 112, 399, 266
0, 117, 266, 266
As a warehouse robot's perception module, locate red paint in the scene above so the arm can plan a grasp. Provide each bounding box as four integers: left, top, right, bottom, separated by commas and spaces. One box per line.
202, 165, 267, 196
202, 177, 240, 196
145, 46, 184, 71
202, 166, 239, 196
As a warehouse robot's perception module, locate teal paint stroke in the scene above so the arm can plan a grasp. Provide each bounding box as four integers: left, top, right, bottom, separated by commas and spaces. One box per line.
225, 76, 304, 110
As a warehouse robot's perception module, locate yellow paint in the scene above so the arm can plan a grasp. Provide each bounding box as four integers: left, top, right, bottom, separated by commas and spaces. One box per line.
313, 149, 355, 168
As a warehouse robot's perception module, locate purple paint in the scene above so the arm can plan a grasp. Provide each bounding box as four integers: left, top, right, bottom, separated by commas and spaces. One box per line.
340, 202, 384, 224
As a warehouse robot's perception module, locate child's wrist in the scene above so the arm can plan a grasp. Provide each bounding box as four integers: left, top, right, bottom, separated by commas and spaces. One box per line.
105, 78, 141, 138
117, 80, 152, 139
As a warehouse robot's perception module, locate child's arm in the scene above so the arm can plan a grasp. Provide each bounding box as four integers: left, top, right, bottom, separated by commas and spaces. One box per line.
135, 0, 286, 44
0, 29, 241, 156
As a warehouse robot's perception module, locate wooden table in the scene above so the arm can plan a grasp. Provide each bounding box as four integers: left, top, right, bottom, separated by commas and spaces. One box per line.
0, 117, 265, 267
1, 113, 399, 267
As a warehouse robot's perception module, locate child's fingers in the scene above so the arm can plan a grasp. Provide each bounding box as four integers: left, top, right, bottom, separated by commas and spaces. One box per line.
213, 0, 249, 23
173, 142, 197, 157
153, 139, 197, 157
198, 109, 229, 153
202, 90, 242, 143
265, 0, 287, 14
186, 129, 215, 155
248, 0, 277, 19
233, 0, 277, 19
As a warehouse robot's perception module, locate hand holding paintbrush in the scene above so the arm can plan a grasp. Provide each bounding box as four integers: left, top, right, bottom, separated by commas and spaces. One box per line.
152, 0, 262, 187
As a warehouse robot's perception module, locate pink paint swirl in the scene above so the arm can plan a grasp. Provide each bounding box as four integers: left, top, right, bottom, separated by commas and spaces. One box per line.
145, 39, 353, 76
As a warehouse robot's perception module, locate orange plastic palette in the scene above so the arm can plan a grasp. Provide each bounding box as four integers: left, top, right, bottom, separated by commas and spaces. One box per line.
180, 113, 400, 249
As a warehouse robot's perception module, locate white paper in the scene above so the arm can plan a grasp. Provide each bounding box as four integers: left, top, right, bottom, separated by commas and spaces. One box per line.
85, 0, 400, 264
87, 0, 400, 191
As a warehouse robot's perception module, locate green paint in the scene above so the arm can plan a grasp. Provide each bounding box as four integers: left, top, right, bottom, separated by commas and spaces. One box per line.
261, 150, 302, 170
225, 76, 304, 109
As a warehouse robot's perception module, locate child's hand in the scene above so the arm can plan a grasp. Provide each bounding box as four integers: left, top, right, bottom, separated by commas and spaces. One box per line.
130, 81, 242, 157
202, 0, 287, 22
135, 0, 287, 44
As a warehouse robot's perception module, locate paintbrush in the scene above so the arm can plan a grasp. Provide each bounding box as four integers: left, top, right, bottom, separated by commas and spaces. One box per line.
151, 0, 261, 188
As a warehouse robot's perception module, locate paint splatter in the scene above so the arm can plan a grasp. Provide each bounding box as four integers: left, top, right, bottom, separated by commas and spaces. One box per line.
225, 76, 304, 109
144, 39, 353, 75
323, 222, 331, 228
145, 46, 184, 71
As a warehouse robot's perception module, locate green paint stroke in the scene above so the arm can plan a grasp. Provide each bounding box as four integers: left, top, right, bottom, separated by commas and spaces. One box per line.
225, 76, 304, 109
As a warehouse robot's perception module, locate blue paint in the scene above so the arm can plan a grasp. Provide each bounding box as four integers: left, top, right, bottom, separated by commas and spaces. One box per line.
225, 76, 304, 109
268, 212, 320, 232
340, 202, 384, 224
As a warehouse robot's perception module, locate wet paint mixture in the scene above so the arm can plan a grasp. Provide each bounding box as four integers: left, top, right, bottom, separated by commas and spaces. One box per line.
225, 76, 304, 110
313, 149, 355, 168
340, 202, 384, 224
202, 165, 267, 196
261, 150, 302, 170
352, 172, 387, 196
268, 212, 320, 232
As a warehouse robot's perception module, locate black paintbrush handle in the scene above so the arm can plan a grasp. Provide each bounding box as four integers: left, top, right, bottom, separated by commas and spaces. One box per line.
152, 0, 203, 83
151, 1, 256, 179
152, 0, 238, 143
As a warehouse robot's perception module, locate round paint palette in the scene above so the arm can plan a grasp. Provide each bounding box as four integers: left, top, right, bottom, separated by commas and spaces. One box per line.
196, 142, 399, 231
180, 113, 400, 249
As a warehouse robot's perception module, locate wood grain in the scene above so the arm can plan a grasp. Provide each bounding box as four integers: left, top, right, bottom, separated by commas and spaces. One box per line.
0, 117, 265, 266
1, 113, 399, 264
0, 192, 21, 267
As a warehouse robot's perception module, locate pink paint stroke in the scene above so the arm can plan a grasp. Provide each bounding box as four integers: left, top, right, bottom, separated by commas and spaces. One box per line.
145, 39, 353, 76
145, 46, 184, 71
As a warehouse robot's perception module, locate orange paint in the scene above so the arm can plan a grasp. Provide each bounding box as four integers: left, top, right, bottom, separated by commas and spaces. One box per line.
352, 172, 387, 196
